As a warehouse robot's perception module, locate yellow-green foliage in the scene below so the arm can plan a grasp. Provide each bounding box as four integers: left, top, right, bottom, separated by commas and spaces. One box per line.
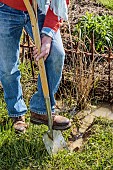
98, 0, 113, 10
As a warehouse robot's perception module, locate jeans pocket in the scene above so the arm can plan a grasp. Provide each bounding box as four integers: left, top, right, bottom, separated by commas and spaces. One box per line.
0, 3, 4, 8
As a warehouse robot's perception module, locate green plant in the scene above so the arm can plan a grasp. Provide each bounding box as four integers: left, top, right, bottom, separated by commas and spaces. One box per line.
74, 13, 113, 52
98, 0, 113, 10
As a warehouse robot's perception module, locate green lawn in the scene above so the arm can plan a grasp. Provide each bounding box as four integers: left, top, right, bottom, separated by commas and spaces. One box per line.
0, 103, 113, 170
0, 62, 113, 169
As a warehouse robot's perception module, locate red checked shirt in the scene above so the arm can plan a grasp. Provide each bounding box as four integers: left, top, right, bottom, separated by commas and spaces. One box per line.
0, 0, 69, 37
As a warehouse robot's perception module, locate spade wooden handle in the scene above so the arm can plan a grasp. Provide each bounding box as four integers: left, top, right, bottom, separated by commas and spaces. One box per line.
23, 0, 49, 98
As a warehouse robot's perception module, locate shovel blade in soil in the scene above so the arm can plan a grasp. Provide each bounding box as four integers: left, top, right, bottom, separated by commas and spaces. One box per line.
43, 130, 67, 155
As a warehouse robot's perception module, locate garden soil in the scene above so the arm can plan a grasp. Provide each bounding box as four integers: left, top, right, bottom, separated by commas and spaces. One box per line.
60, 0, 113, 151
59, 0, 113, 103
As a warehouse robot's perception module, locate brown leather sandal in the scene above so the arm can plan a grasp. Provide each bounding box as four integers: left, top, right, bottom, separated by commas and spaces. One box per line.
11, 116, 28, 133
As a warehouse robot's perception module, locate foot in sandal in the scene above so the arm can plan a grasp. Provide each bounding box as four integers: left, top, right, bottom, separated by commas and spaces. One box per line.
11, 116, 28, 133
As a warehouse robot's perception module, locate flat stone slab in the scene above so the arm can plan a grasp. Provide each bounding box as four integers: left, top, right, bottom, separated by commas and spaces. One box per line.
79, 114, 95, 133
79, 104, 113, 133
68, 138, 83, 152
91, 105, 113, 120
68, 104, 113, 151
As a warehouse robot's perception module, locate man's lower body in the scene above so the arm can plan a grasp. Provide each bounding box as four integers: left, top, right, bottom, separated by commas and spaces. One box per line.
0, 2, 71, 133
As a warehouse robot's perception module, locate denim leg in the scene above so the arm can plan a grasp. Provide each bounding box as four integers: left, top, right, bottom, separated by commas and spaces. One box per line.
0, 3, 27, 117
29, 9, 65, 114
13, 7, 65, 115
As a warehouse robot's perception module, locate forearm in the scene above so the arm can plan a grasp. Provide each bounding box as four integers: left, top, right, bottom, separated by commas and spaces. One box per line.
41, 0, 70, 38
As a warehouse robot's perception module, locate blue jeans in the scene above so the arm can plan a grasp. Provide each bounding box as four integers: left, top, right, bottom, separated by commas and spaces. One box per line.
0, 2, 65, 117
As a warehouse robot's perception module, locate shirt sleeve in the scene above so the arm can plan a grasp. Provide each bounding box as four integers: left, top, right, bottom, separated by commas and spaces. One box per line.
41, 0, 70, 38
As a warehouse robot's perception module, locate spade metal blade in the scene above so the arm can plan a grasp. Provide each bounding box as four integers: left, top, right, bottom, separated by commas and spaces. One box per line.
43, 130, 67, 155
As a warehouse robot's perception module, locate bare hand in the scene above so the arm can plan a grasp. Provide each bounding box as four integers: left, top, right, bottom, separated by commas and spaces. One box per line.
33, 35, 52, 62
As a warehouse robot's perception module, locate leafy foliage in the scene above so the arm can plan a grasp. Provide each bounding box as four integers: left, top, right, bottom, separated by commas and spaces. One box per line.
98, 0, 113, 10
74, 13, 113, 51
